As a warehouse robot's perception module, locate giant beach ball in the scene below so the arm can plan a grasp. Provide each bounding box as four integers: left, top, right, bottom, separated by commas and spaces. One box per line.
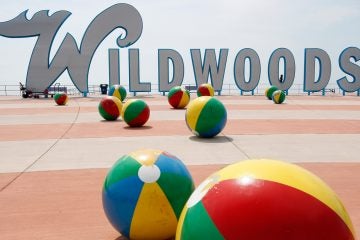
185, 96, 227, 138
168, 86, 190, 109
272, 90, 286, 104
121, 99, 150, 127
265, 86, 279, 100
98, 96, 122, 121
108, 84, 127, 101
176, 159, 356, 240
197, 83, 214, 97
54, 92, 68, 105
103, 149, 195, 240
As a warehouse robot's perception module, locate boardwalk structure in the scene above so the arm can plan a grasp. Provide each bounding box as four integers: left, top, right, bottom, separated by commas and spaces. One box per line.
0, 94, 359, 239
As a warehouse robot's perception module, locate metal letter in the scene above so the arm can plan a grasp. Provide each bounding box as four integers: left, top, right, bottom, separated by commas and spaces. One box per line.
0, 3, 143, 93
158, 49, 184, 92
337, 47, 360, 92
108, 48, 120, 86
304, 48, 331, 92
129, 49, 151, 92
191, 49, 228, 91
234, 48, 261, 92
268, 48, 295, 91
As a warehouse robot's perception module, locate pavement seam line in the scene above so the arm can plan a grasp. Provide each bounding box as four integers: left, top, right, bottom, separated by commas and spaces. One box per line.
0, 99, 81, 192
221, 133, 251, 159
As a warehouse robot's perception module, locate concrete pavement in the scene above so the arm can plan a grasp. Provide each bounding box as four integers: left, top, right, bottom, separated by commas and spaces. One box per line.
0, 94, 359, 239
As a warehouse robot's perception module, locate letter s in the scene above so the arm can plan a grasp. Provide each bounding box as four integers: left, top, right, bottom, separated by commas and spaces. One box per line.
337, 47, 360, 92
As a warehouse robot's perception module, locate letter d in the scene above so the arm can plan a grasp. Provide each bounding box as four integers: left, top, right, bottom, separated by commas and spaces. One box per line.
158, 49, 184, 92
304, 48, 331, 92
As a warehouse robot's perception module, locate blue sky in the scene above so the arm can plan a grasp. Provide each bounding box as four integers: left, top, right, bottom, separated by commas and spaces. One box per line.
0, 0, 359, 89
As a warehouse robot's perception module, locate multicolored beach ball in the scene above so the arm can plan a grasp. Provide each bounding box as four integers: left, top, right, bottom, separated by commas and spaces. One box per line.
272, 90, 286, 104
54, 92, 68, 105
197, 83, 215, 97
102, 149, 195, 240
121, 99, 150, 127
108, 84, 127, 101
265, 85, 279, 100
98, 96, 122, 121
168, 86, 190, 109
185, 96, 227, 138
176, 159, 356, 240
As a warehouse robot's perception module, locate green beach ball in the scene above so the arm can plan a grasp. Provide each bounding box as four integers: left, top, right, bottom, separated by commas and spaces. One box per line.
185, 96, 227, 138
108, 84, 127, 101
265, 86, 279, 100
121, 99, 150, 127
103, 149, 195, 240
272, 90, 286, 104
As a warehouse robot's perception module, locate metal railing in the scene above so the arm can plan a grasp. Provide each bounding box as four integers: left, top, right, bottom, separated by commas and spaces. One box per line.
0, 83, 358, 97
0, 85, 22, 96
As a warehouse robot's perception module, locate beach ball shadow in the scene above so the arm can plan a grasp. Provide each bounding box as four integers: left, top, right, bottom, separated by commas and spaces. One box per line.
114, 236, 128, 240
114, 236, 173, 240
189, 135, 233, 143
123, 125, 153, 130
100, 119, 122, 123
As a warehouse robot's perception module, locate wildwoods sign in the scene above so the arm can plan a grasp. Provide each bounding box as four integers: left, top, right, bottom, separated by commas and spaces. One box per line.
0, 3, 359, 94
